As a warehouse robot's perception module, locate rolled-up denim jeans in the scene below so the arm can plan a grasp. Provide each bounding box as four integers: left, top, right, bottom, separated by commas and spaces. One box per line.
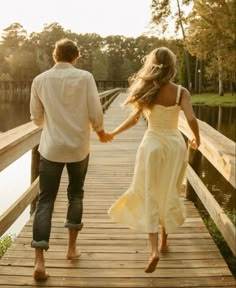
31, 154, 89, 250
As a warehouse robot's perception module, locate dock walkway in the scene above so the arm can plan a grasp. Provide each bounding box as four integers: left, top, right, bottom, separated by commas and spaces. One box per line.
0, 93, 235, 287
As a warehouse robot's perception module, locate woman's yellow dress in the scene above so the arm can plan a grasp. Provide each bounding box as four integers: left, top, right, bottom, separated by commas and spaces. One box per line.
108, 86, 188, 233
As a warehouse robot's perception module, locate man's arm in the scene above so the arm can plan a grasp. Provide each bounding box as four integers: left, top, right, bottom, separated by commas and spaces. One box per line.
87, 74, 104, 132
30, 80, 44, 127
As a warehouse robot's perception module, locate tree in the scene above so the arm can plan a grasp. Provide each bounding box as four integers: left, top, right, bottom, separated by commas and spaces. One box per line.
75, 33, 102, 72
0, 23, 27, 51
103, 36, 127, 80
186, 0, 236, 95
151, 0, 193, 91
92, 49, 108, 80
0, 23, 28, 80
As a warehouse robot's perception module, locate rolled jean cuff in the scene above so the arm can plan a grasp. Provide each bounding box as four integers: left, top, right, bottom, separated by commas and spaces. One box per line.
31, 240, 49, 250
64, 221, 83, 231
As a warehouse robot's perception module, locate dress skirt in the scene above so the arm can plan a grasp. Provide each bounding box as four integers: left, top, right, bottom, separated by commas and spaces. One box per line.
108, 129, 188, 234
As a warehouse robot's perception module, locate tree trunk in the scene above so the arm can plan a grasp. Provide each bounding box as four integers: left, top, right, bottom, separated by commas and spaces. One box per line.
194, 58, 198, 93
198, 60, 203, 94
217, 43, 224, 96
176, 0, 192, 91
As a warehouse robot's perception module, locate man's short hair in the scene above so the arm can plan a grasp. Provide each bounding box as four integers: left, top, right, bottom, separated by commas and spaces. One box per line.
53, 39, 79, 63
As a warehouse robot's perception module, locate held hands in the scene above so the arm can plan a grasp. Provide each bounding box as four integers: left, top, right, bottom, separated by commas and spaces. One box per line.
96, 129, 114, 143
99, 132, 113, 143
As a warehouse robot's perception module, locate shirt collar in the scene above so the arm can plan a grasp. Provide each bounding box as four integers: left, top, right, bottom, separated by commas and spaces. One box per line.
53, 62, 74, 69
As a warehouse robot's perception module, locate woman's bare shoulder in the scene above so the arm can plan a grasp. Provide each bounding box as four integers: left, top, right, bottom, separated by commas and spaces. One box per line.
180, 86, 191, 100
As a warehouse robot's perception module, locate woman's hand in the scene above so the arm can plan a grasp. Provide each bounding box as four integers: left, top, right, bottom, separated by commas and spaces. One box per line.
188, 138, 200, 150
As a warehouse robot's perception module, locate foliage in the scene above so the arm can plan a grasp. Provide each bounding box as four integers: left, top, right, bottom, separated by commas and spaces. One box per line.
150, 0, 193, 91
185, 0, 236, 94
0, 12, 235, 94
0, 23, 187, 84
0, 235, 13, 258
150, 0, 192, 37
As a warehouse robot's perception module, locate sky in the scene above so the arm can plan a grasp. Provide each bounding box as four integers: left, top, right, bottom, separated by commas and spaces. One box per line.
0, 0, 153, 37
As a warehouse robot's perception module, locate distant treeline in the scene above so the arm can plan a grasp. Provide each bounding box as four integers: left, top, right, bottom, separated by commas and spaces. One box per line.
0, 18, 235, 94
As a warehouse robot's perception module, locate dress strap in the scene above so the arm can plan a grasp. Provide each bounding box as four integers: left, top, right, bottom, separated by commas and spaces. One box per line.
176, 85, 182, 105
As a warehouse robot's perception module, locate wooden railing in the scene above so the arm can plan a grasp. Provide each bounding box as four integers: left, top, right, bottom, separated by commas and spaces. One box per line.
0, 88, 121, 237
0, 81, 128, 101
96, 80, 128, 92
178, 112, 236, 256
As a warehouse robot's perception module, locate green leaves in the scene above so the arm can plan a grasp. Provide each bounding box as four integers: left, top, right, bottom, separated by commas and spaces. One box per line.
0, 235, 12, 258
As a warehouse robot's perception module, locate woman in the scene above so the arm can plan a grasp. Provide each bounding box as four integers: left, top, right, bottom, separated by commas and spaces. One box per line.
108, 47, 200, 273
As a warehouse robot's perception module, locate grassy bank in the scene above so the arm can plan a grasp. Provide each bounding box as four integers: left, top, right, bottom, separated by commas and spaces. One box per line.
191, 93, 236, 106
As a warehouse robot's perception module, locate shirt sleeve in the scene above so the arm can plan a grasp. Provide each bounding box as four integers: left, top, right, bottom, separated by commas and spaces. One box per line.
87, 73, 104, 132
30, 79, 44, 127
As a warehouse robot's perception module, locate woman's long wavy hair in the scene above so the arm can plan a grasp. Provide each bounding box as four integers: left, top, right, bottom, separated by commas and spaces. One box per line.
124, 47, 177, 112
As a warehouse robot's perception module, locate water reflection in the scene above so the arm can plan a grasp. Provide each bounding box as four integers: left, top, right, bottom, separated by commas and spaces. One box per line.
0, 100, 30, 132
194, 105, 236, 141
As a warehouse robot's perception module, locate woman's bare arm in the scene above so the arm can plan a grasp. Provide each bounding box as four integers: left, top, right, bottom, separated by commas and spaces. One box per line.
180, 89, 201, 149
110, 110, 142, 137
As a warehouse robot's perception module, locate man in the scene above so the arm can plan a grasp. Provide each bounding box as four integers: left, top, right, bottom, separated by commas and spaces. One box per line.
30, 38, 110, 281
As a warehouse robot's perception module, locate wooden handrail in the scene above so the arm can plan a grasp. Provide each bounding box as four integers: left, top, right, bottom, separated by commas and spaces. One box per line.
179, 112, 235, 188
178, 112, 236, 256
0, 122, 41, 172
0, 179, 39, 236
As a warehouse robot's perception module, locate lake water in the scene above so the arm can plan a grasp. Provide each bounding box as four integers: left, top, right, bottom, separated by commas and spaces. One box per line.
0, 100, 31, 237
0, 99, 235, 237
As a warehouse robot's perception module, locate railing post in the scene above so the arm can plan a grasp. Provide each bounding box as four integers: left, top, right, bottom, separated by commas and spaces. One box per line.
30, 145, 40, 215
185, 147, 202, 201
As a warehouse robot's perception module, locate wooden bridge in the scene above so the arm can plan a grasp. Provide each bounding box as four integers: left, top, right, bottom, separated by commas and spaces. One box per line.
0, 90, 235, 287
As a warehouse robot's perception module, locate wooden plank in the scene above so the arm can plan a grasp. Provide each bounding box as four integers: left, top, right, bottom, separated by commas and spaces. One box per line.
0, 265, 232, 277
3, 250, 224, 261
0, 276, 235, 287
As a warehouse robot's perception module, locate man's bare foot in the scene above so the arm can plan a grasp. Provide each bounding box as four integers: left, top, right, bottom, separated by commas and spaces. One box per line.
33, 269, 49, 281
66, 250, 81, 260
144, 255, 159, 273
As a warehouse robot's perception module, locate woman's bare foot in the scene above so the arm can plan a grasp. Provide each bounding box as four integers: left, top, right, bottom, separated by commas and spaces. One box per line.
144, 255, 159, 273
159, 227, 168, 252
159, 239, 168, 252
66, 249, 81, 260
